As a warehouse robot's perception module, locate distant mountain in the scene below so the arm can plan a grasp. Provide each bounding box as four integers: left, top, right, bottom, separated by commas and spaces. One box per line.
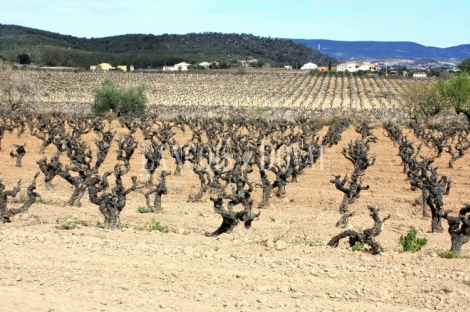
0, 24, 337, 68
292, 39, 470, 61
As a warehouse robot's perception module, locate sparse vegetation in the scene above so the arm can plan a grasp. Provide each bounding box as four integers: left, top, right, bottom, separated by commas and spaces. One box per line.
399, 229, 427, 252
56, 220, 88, 230
136, 206, 152, 213
351, 242, 365, 251
135, 218, 169, 233
439, 251, 465, 259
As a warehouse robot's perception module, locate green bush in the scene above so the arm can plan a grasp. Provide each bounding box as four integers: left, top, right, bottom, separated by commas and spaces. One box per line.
91, 78, 147, 116
136, 206, 151, 213
439, 251, 464, 259
351, 242, 365, 251
135, 218, 169, 233
399, 229, 427, 252
310, 68, 320, 75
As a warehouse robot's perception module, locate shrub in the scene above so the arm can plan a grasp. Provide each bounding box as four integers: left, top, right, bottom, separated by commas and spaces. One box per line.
351, 242, 365, 251
310, 68, 320, 75
41, 47, 63, 66
17, 54, 31, 65
439, 251, 464, 259
399, 229, 427, 252
56, 220, 88, 230
91, 78, 147, 116
135, 218, 169, 233
36, 197, 47, 204
136, 206, 151, 213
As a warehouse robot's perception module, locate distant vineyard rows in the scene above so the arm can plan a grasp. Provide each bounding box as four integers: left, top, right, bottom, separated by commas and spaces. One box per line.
0, 70, 433, 112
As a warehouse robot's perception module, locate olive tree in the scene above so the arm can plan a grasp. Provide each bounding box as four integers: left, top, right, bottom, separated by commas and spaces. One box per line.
402, 82, 448, 120
91, 78, 147, 116
438, 72, 470, 123
0, 71, 36, 112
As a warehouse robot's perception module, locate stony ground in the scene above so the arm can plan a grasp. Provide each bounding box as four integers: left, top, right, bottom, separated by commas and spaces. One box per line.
1, 126, 469, 311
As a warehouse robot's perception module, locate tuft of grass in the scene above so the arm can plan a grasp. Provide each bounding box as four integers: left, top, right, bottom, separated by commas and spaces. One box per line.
292, 232, 323, 247
136, 206, 151, 213
56, 220, 87, 230
253, 106, 267, 117
322, 115, 341, 126
399, 229, 427, 252
10, 192, 28, 204
439, 251, 464, 259
198, 212, 205, 217
270, 217, 276, 223
135, 218, 169, 233
36, 197, 47, 204
351, 242, 365, 252
463, 281, 470, 287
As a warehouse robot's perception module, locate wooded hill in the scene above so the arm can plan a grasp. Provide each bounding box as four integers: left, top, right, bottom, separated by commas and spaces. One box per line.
0, 24, 337, 69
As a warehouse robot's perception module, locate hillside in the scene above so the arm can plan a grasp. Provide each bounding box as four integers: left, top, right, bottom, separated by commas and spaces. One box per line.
292, 39, 470, 61
0, 24, 337, 69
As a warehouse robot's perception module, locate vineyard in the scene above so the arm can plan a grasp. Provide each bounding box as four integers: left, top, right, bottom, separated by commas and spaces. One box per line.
0, 70, 469, 311
0, 69, 433, 112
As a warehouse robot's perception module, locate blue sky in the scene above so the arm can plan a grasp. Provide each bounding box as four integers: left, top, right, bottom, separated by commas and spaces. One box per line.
0, 0, 467, 47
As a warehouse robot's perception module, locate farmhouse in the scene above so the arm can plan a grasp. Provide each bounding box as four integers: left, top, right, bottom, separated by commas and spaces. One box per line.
284, 65, 292, 69
337, 62, 360, 72
239, 59, 258, 67
300, 62, 318, 70
199, 62, 211, 68
413, 72, 427, 79
175, 62, 191, 71
116, 65, 127, 72
357, 63, 380, 71
90, 63, 114, 72
337, 62, 379, 72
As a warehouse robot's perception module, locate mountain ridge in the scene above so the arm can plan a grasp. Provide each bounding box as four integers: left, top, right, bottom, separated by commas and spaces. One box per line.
291, 39, 470, 61
0, 24, 337, 68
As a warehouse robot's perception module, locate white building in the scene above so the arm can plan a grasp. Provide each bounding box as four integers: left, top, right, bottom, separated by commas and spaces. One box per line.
413, 72, 427, 79
174, 62, 190, 71
337, 62, 379, 72
284, 65, 292, 69
199, 62, 211, 68
300, 62, 318, 70
337, 62, 360, 72
162, 66, 176, 71
357, 63, 380, 71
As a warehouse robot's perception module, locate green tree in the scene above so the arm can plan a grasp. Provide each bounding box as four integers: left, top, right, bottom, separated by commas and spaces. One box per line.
41, 47, 63, 66
403, 82, 447, 119
219, 62, 228, 69
457, 58, 470, 72
91, 78, 147, 116
437, 72, 470, 123
17, 54, 31, 65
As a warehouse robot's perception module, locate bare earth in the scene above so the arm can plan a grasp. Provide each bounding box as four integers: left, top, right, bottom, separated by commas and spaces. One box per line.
0, 125, 469, 312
